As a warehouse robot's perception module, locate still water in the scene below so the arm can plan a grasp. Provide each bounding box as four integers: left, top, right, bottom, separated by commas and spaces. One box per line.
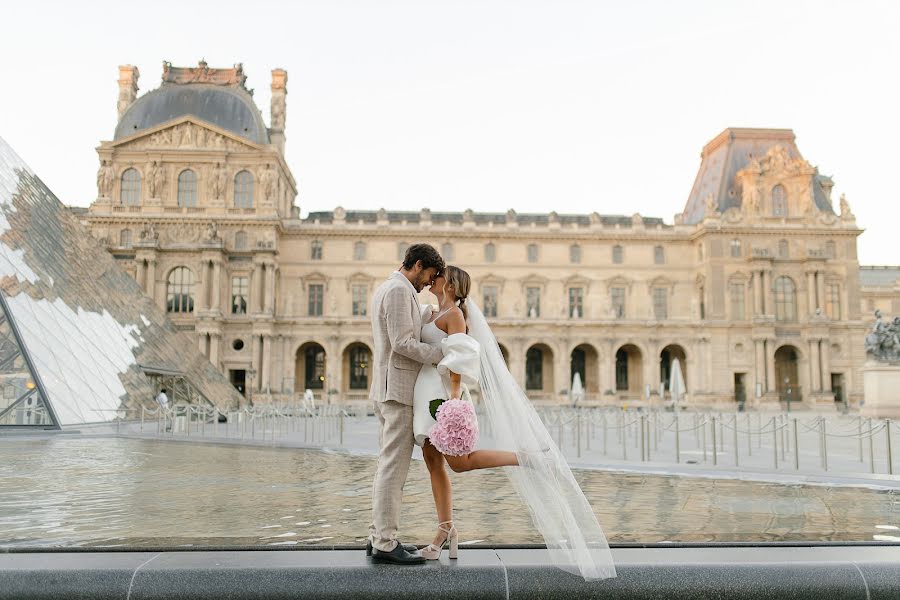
1, 437, 897, 548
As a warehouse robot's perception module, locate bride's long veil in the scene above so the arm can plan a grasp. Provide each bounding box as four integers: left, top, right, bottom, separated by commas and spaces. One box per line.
466, 300, 616, 580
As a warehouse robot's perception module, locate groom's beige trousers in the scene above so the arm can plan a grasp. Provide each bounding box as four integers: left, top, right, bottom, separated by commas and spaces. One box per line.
369, 399, 415, 552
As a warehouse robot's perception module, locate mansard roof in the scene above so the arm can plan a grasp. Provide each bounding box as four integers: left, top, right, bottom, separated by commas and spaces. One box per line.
682, 128, 835, 224
114, 61, 269, 145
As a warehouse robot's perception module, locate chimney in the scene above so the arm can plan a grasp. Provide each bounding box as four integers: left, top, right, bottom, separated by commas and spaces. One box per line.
117, 65, 140, 121
270, 68, 287, 154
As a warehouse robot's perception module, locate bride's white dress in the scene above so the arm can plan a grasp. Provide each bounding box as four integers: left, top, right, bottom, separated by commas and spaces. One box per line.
411, 301, 617, 581
412, 307, 480, 446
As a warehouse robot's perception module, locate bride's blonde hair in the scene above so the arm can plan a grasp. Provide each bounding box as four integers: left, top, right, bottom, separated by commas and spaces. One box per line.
444, 265, 471, 323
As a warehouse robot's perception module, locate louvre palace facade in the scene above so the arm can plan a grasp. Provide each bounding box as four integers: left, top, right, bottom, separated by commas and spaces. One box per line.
77, 60, 900, 411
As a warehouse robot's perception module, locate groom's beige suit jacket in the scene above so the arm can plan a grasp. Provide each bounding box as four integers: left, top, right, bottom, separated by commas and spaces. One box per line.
370, 272, 444, 406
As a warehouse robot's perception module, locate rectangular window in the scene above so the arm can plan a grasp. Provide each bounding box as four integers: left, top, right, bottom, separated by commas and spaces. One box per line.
652, 287, 667, 320
231, 276, 248, 315
570, 245, 581, 264
311, 240, 323, 260
354, 242, 366, 261
654, 246, 665, 265
352, 284, 367, 317
526, 286, 541, 318
826, 284, 841, 320
484, 243, 496, 263
527, 244, 539, 263
483, 285, 498, 318
730, 282, 746, 320
731, 239, 742, 258
568, 287, 583, 319
308, 284, 324, 317
611, 287, 625, 319
612, 245, 623, 264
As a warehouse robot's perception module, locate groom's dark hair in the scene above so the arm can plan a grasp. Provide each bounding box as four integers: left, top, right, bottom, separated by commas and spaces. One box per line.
402, 243, 444, 273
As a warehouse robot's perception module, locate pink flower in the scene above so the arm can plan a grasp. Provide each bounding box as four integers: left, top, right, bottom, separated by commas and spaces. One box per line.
429, 398, 479, 456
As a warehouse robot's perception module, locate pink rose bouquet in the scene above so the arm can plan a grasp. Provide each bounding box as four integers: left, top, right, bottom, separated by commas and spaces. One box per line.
428, 398, 479, 456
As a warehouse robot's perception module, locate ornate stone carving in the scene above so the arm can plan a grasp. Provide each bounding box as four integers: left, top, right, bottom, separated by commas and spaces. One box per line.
139, 221, 158, 241
132, 123, 249, 152
703, 193, 718, 217
162, 59, 248, 88
260, 164, 278, 205
865, 310, 900, 362
96, 160, 114, 198
205, 221, 220, 241
147, 161, 165, 199
167, 223, 201, 244
209, 162, 227, 199
840, 194, 854, 220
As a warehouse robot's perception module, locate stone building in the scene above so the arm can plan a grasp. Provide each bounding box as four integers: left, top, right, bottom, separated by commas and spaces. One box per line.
81, 60, 898, 411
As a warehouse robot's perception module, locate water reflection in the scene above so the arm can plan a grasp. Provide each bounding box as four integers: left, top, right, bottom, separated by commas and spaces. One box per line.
0, 437, 896, 547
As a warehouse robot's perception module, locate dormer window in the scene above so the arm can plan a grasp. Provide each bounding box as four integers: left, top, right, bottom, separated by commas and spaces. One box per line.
772, 184, 787, 217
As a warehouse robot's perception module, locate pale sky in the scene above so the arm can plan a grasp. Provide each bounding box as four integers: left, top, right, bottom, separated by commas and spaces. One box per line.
1, 0, 898, 264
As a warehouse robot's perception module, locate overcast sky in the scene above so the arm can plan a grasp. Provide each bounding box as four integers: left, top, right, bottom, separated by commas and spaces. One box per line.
1, 0, 898, 264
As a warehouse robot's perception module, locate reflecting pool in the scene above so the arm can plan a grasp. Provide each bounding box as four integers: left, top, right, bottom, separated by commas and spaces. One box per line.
1, 437, 897, 548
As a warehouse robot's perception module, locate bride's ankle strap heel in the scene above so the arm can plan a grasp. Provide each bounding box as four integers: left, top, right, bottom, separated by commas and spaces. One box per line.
422, 520, 458, 560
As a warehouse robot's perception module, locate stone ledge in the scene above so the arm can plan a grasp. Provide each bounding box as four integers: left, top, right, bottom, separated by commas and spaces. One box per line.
1, 546, 898, 600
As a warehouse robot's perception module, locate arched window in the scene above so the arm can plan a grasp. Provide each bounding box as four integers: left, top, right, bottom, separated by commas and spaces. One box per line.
354, 241, 366, 261
166, 267, 195, 313
772, 184, 787, 217
177, 169, 198, 207
612, 245, 623, 264
484, 242, 496, 263
774, 276, 796, 322
234, 231, 248, 250
234, 170, 254, 208
570, 244, 581, 264
615, 349, 629, 391
119, 229, 132, 248
442, 242, 454, 261
730, 239, 742, 258
120, 168, 141, 206
654, 245, 665, 264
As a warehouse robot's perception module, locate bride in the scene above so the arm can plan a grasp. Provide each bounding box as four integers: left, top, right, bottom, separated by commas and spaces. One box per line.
412, 265, 616, 581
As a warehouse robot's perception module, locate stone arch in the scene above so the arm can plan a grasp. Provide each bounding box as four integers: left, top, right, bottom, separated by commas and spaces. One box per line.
774, 344, 802, 405
342, 342, 373, 399
614, 343, 644, 396
659, 344, 688, 397
295, 341, 327, 398
525, 343, 555, 401
497, 342, 510, 367
570, 343, 600, 400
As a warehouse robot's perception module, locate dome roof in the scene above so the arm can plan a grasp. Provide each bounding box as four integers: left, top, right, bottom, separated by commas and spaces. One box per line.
114, 83, 269, 144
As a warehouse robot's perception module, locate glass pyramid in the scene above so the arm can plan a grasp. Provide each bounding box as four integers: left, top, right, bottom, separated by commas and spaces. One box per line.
0, 136, 243, 428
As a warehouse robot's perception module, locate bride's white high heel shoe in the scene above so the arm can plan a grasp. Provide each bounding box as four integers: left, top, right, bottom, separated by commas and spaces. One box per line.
421, 520, 458, 560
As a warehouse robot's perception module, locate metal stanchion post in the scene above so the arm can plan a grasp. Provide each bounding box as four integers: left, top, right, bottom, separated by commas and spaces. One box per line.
858, 417, 864, 463
822, 419, 828, 472
747, 413, 752, 457
718, 416, 724, 453
772, 417, 779, 469
577, 414, 582, 458
702, 416, 707, 463
780, 415, 786, 462
675, 413, 680, 464
602, 413, 608, 455
622, 416, 627, 461
711, 416, 717, 466
639, 414, 646, 462
733, 416, 739, 467
141, 407, 145, 432
793, 418, 800, 471
886, 419, 893, 475
869, 417, 876, 474
340, 412, 345, 446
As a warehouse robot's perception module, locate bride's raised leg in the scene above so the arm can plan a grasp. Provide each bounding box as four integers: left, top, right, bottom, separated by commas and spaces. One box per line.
423, 439, 453, 547
445, 449, 519, 473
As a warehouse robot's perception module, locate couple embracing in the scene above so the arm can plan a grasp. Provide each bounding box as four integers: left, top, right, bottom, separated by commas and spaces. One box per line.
367, 243, 616, 581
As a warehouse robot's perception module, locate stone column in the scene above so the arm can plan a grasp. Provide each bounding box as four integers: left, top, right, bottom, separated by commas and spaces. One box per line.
763, 270, 774, 317
198, 332, 207, 355
766, 340, 777, 394
704, 339, 714, 397
821, 340, 832, 392
210, 333, 220, 369
754, 271, 764, 316
146, 259, 157, 304
251, 262, 263, 314
251, 335, 261, 393
211, 261, 222, 314
816, 271, 826, 314
605, 339, 617, 395
555, 348, 569, 404
262, 335, 272, 392
806, 271, 816, 318
809, 338, 821, 393
196, 261, 208, 312
281, 336, 291, 395
754, 339, 765, 398
137, 260, 146, 292
263, 263, 275, 314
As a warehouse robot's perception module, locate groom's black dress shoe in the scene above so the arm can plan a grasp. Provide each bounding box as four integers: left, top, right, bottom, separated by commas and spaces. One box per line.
366, 538, 418, 556
370, 540, 426, 564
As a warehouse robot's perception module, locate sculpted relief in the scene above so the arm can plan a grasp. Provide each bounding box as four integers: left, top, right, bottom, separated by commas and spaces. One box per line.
129, 122, 251, 152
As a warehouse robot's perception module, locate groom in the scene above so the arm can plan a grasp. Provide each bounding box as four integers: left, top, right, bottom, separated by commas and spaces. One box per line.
367, 243, 446, 564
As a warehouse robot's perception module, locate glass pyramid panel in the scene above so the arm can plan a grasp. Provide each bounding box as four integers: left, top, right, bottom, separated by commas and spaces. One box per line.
0, 136, 243, 427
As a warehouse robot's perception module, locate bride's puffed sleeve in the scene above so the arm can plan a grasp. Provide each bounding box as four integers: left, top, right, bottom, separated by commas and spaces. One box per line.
437, 333, 481, 387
